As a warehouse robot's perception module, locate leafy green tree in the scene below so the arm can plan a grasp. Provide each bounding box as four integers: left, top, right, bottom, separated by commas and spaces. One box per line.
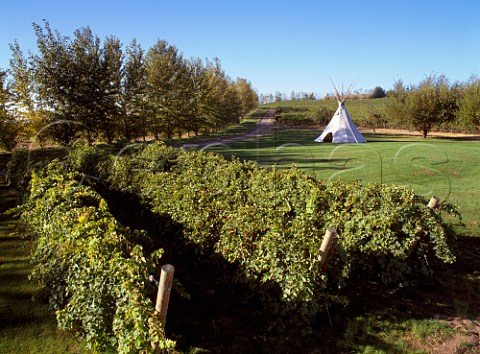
387, 76, 457, 137
235, 78, 258, 116
9, 22, 258, 145
145, 40, 189, 139
223, 82, 242, 124
408, 75, 457, 138
31, 21, 83, 144
203, 58, 229, 130
274, 91, 283, 102
31, 22, 124, 144
386, 80, 409, 126
457, 75, 480, 131
370, 86, 386, 98
184, 57, 210, 135
70, 27, 104, 141
99, 35, 124, 142
9, 41, 43, 141
302, 92, 316, 100
70, 28, 123, 143
171, 61, 192, 138
202, 58, 249, 129
0, 69, 22, 150
364, 105, 387, 132
122, 40, 147, 140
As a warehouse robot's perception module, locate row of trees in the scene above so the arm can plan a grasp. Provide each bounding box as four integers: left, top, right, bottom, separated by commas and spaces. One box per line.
0, 21, 258, 149
260, 86, 387, 104
386, 74, 480, 137
259, 91, 318, 104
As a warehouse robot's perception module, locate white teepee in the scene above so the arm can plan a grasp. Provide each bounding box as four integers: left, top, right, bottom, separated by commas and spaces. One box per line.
315, 83, 366, 143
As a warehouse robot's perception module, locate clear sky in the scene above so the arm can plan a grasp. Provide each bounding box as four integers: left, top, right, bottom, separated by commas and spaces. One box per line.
1, 0, 479, 97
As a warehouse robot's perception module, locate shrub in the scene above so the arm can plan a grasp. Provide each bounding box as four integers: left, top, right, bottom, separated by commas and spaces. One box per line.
275, 107, 335, 126
324, 180, 458, 285
42, 144, 460, 330
6, 149, 32, 198
103, 143, 459, 326
370, 86, 387, 99
315, 106, 335, 126
14, 161, 174, 353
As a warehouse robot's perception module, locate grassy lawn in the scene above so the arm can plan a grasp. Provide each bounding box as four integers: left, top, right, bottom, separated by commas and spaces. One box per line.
0, 184, 89, 353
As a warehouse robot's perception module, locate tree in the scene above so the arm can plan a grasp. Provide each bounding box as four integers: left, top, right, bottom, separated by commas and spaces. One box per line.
303, 92, 316, 100
223, 82, 242, 124
407, 75, 457, 138
145, 40, 190, 139
70, 28, 123, 143
457, 75, 480, 131
386, 76, 457, 138
8, 22, 258, 145
184, 57, 211, 136
386, 80, 409, 126
122, 39, 147, 140
364, 105, 387, 133
0, 69, 22, 150
31, 21, 80, 144
203, 58, 230, 130
9, 40, 48, 145
234, 78, 258, 116
30, 22, 126, 144
99, 35, 124, 143
370, 86, 386, 98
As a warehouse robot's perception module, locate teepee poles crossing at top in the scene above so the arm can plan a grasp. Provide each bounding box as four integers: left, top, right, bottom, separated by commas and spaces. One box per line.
328, 77, 359, 103
329, 77, 342, 102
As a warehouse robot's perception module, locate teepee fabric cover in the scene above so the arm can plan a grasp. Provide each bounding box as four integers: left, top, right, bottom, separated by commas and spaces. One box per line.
315, 100, 366, 143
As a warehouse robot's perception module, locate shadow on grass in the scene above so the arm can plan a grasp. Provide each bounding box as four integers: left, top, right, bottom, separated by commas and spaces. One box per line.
328, 233, 480, 353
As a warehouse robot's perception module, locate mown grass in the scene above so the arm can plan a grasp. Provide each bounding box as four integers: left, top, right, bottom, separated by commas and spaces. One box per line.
337, 316, 456, 354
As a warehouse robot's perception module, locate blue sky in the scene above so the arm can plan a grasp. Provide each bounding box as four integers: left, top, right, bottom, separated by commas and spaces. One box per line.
1, 0, 479, 96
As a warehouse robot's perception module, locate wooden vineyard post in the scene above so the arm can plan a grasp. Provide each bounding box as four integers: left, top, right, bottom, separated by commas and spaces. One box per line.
408, 196, 439, 257
319, 227, 336, 270
427, 196, 440, 209
152, 264, 175, 353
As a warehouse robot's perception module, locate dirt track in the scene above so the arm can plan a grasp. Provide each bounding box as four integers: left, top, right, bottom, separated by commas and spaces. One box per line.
186, 110, 276, 149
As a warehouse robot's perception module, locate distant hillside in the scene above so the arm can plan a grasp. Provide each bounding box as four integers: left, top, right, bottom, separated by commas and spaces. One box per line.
322, 93, 372, 101
261, 98, 387, 128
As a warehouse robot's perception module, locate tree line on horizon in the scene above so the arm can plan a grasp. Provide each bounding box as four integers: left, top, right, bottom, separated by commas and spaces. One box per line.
259, 86, 387, 104
0, 21, 258, 150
